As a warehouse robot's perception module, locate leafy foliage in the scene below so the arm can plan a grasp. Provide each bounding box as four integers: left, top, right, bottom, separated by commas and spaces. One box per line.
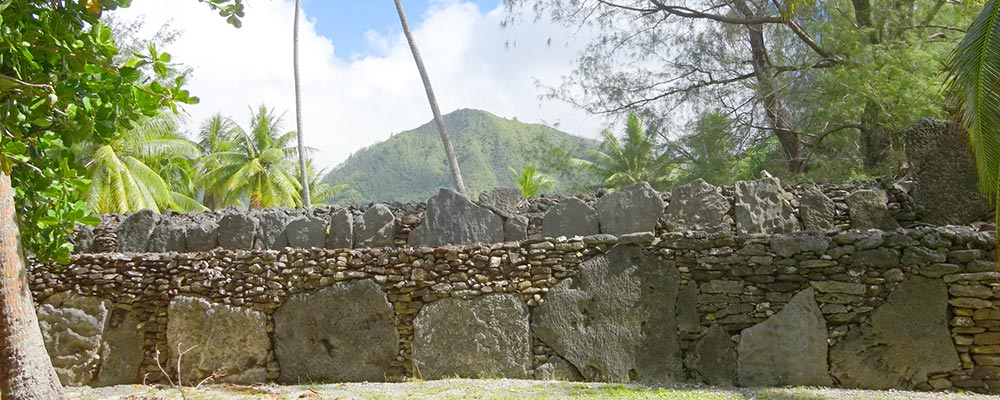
511, 164, 554, 197
574, 113, 670, 190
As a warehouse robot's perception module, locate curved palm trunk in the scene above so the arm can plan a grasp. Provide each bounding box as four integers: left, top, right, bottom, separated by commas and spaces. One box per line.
393, 0, 468, 194
293, 0, 311, 207
0, 172, 65, 399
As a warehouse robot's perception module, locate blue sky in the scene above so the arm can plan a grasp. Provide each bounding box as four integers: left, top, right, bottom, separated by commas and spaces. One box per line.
301, 0, 502, 58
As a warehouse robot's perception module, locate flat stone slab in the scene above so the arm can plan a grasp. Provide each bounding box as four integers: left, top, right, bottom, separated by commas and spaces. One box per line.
38, 292, 110, 386
117, 209, 158, 252
542, 197, 599, 238
166, 296, 270, 384
355, 204, 396, 247
846, 189, 899, 231
734, 177, 799, 235
686, 325, 736, 386
409, 189, 503, 246
904, 118, 990, 225
595, 182, 664, 235
217, 212, 258, 250
325, 208, 353, 249
96, 308, 146, 386
662, 179, 730, 232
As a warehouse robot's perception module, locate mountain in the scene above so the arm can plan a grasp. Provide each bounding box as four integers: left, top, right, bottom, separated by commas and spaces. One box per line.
323, 109, 599, 203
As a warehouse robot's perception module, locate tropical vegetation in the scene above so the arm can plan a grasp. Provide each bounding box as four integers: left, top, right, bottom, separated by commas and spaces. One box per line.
511, 164, 555, 198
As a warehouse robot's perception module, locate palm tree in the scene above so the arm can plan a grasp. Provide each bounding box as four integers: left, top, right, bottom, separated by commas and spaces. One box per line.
510, 164, 554, 197
300, 159, 348, 206
195, 113, 241, 209
573, 113, 670, 190
393, 0, 467, 195
292, 0, 311, 207
200, 105, 302, 209
76, 115, 205, 214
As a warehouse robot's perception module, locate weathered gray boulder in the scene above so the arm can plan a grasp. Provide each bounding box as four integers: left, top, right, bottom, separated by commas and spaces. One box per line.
166, 296, 269, 384
798, 185, 836, 231
595, 182, 664, 235
676, 282, 701, 334
217, 212, 258, 250
254, 210, 291, 249
737, 288, 831, 387
325, 208, 353, 249
37, 292, 109, 386
409, 189, 503, 247
662, 179, 730, 232
286, 215, 326, 248
504, 215, 529, 242
412, 294, 531, 379
734, 178, 799, 235
274, 280, 398, 383
96, 308, 146, 386
686, 325, 737, 386
534, 355, 584, 381
186, 219, 219, 252
116, 209, 159, 252
74, 225, 95, 253
830, 276, 959, 389
147, 221, 187, 253
355, 204, 396, 247
542, 197, 600, 238
904, 118, 990, 225
769, 232, 830, 258
532, 245, 682, 383
846, 189, 900, 230
479, 187, 522, 217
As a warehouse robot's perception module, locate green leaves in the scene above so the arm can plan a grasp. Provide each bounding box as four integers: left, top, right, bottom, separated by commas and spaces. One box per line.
511, 164, 554, 198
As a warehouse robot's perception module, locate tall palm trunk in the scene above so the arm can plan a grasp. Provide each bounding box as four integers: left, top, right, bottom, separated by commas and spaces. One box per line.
293, 0, 311, 207
393, 0, 468, 194
0, 172, 64, 399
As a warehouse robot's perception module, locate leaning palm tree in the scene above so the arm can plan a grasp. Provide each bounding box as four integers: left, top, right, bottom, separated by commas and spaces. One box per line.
292, 0, 311, 207
393, 0, 467, 194
76, 115, 205, 214
200, 105, 302, 209
573, 113, 670, 190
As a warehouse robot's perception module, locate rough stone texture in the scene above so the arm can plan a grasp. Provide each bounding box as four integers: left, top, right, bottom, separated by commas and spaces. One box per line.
254, 210, 291, 249
325, 208, 353, 249
74, 225, 95, 253
147, 221, 187, 253
770, 233, 830, 258
166, 296, 270, 384
676, 282, 700, 333
186, 219, 219, 252
532, 245, 682, 383
274, 280, 398, 383
96, 308, 145, 386
798, 185, 836, 231
478, 187, 522, 217
830, 276, 959, 389
737, 288, 831, 387
904, 118, 990, 225
217, 212, 258, 250
116, 209, 159, 252
662, 179, 730, 232
355, 204, 396, 247
846, 189, 900, 231
542, 197, 600, 238
734, 177, 799, 235
409, 189, 504, 247
37, 292, 109, 386
534, 355, 584, 381
412, 294, 531, 379
286, 215, 327, 248
504, 215, 529, 242
594, 182, 664, 235
686, 325, 737, 386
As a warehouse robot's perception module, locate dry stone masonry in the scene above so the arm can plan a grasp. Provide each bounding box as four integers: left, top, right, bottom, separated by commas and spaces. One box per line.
33, 162, 1000, 393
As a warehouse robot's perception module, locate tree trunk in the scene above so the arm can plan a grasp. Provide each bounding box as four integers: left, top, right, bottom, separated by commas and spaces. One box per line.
393, 0, 468, 194
852, 0, 892, 171
293, 0, 311, 207
0, 172, 65, 399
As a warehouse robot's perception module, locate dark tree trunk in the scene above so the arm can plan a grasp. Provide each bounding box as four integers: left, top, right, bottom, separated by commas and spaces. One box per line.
852, 0, 892, 170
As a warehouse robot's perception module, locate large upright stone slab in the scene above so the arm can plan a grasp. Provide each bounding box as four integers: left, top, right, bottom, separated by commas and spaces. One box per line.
116, 209, 159, 252
37, 292, 110, 386
412, 294, 531, 379
74, 225, 95, 253
532, 245, 682, 383
408, 189, 503, 247
504, 215, 529, 242
325, 208, 353, 249
830, 276, 959, 389
595, 182, 664, 235
846, 189, 899, 231
217, 212, 258, 250
478, 187, 522, 217
542, 197, 599, 238
355, 204, 396, 247
798, 185, 836, 231
904, 119, 990, 225
254, 210, 292, 249
186, 219, 219, 252
147, 221, 187, 253
166, 296, 269, 384
737, 288, 831, 387
662, 179, 730, 232
686, 325, 737, 386
286, 215, 326, 248
96, 308, 146, 386
274, 280, 398, 383
734, 178, 799, 235
534, 355, 584, 381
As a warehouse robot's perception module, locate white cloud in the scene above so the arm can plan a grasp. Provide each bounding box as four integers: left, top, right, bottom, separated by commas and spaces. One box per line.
110, 0, 606, 170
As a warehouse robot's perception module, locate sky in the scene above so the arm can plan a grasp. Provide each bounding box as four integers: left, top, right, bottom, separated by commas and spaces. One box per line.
109, 0, 607, 171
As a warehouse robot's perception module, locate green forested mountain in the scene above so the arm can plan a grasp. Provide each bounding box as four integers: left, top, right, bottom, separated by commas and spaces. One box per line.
323, 109, 599, 203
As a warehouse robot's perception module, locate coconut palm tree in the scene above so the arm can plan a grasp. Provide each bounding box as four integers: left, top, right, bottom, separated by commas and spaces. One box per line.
292, 0, 311, 207
393, 0, 467, 195
76, 115, 205, 214
573, 113, 670, 190
510, 163, 554, 197
200, 105, 302, 209
195, 113, 241, 209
